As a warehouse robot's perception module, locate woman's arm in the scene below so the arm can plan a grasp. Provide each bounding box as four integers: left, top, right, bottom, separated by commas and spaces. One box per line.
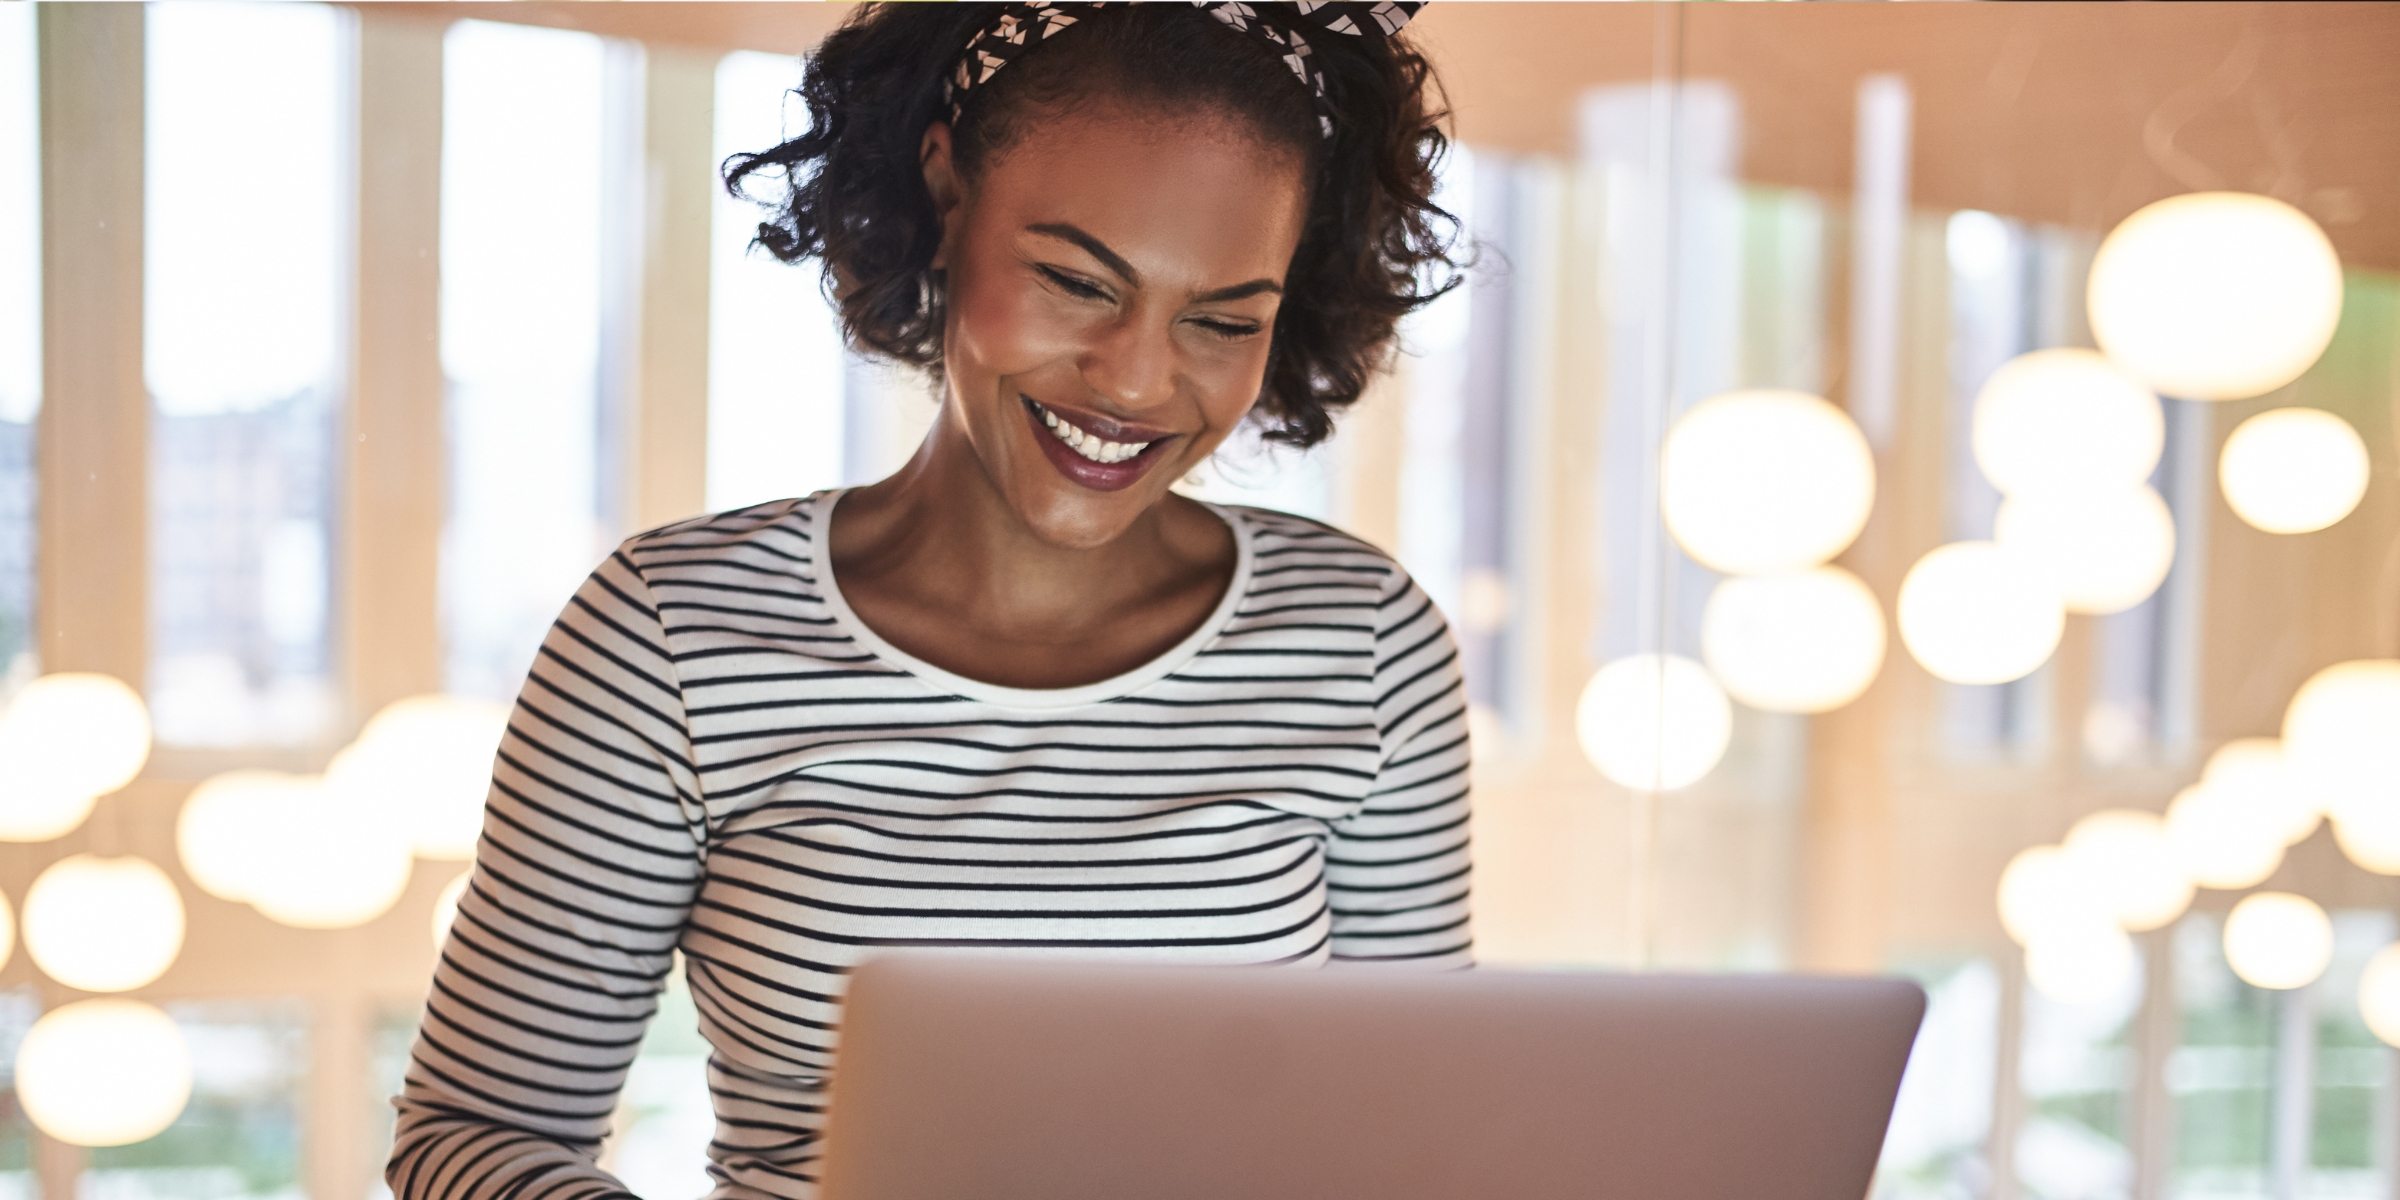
388, 547, 708, 1199
1326, 571, 1473, 966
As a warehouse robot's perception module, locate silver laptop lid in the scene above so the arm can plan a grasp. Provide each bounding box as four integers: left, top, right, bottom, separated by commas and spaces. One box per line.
820, 956, 1926, 1200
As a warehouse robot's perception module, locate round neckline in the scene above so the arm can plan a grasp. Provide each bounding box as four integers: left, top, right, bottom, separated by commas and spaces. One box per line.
808, 488, 1254, 710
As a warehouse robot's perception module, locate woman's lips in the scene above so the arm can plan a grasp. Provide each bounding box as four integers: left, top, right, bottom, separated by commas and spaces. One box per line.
1022, 396, 1176, 493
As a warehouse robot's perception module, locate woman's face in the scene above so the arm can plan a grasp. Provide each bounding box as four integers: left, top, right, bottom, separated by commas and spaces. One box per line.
926, 105, 1310, 550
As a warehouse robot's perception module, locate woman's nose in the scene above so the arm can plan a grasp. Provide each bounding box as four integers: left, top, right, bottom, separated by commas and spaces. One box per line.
1077, 311, 1176, 413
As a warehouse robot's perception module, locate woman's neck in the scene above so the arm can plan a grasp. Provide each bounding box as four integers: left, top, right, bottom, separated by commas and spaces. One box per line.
826, 403, 1237, 690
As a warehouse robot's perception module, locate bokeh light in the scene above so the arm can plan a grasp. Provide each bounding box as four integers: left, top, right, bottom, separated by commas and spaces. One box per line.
2200, 738, 2319, 846
1993, 485, 2176, 615
2088, 191, 2345, 401
2024, 921, 2138, 1007
2282, 660, 2400, 814
2331, 806, 2400, 875
0, 673, 153, 842
178, 769, 315, 904
1574, 655, 1732, 792
15, 999, 192, 1146
2062, 809, 2193, 932
245, 789, 415, 930
1698, 567, 1886, 714
2360, 943, 2400, 1048
22, 855, 185, 993
1997, 844, 2107, 947
2164, 783, 2285, 890
325, 693, 509, 860
2219, 407, 2371, 535
1971, 348, 2163, 497
2223, 891, 2334, 990
1896, 542, 2065, 685
1659, 390, 1875, 577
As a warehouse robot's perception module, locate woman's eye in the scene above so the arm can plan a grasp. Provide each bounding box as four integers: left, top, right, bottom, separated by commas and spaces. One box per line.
1037, 265, 1109, 300
1191, 318, 1262, 342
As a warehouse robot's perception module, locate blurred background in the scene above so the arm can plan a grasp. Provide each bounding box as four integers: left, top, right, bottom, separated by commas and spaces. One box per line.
5, 2, 2400, 1197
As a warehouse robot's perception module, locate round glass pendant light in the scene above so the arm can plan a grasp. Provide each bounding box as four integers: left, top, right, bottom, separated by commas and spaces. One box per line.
1997, 844, 2107, 946
22, 855, 185, 993
2283, 660, 2400, 812
1896, 542, 2065, 685
1972, 348, 2164, 497
2223, 891, 2334, 990
2219, 407, 2371, 535
2025, 922, 2138, 1007
325, 694, 509, 860
1698, 567, 1886, 714
2331, 806, 2400, 875
431, 870, 470, 951
2088, 192, 2345, 401
2359, 943, 2400, 1048
2163, 783, 2285, 890
2062, 809, 2193, 932
15, 999, 192, 1146
1993, 485, 2176, 615
178, 769, 316, 904
1659, 390, 1876, 577
0, 673, 152, 842
1574, 654, 1732, 793
2201, 738, 2320, 846
244, 789, 415, 929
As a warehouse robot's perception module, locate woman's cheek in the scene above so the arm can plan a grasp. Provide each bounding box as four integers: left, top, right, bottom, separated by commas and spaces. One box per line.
951, 271, 1087, 382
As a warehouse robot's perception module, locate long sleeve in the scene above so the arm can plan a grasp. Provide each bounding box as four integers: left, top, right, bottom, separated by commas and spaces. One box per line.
1325, 569, 1473, 965
388, 547, 708, 1200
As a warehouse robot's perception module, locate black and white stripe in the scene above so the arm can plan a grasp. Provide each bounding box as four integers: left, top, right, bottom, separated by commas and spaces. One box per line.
388, 491, 1472, 1199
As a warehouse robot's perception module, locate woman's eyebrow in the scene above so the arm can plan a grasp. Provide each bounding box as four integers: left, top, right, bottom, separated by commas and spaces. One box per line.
1025, 223, 1283, 304
1027, 223, 1138, 283
1192, 279, 1283, 303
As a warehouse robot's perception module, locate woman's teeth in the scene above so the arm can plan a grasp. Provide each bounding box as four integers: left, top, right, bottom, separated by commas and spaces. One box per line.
1038, 404, 1151, 465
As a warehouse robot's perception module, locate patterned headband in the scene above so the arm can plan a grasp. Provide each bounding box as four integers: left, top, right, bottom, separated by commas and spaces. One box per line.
944, 2, 1427, 141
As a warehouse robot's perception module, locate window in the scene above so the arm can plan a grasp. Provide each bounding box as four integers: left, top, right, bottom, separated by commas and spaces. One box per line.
0, 3, 36, 688
1393, 145, 1563, 722
706, 50, 848, 514
144, 2, 348, 746
440, 20, 612, 701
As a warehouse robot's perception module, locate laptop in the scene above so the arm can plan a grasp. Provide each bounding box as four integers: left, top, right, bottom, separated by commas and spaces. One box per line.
819, 955, 1927, 1200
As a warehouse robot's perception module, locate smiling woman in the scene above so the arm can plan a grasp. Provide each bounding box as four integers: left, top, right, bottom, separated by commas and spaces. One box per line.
388, 5, 1471, 1197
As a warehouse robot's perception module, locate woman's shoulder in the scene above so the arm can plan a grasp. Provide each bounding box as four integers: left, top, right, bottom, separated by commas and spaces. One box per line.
616, 493, 826, 582
1212, 504, 1423, 605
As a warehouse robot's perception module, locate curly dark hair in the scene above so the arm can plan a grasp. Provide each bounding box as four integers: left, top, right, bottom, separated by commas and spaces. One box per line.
722, 3, 1461, 448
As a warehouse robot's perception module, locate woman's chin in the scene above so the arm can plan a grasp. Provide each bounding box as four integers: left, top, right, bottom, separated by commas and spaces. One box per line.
1005, 473, 1175, 552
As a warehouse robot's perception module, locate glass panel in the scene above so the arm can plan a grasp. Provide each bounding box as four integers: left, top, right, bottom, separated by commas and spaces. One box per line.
2176, 912, 2274, 1197
439, 19, 610, 701
0, 1, 36, 688
86, 1000, 306, 1200
0, 988, 39, 1199
2311, 912, 2394, 1199
2019, 949, 2140, 1200
144, 1, 347, 746
1877, 960, 2000, 1200
707, 49, 848, 514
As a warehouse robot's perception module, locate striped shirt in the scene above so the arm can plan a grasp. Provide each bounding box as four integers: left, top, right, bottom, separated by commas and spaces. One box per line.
387, 489, 1473, 1200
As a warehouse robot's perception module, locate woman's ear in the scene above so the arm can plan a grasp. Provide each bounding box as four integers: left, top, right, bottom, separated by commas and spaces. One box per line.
921, 121, 964, 271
